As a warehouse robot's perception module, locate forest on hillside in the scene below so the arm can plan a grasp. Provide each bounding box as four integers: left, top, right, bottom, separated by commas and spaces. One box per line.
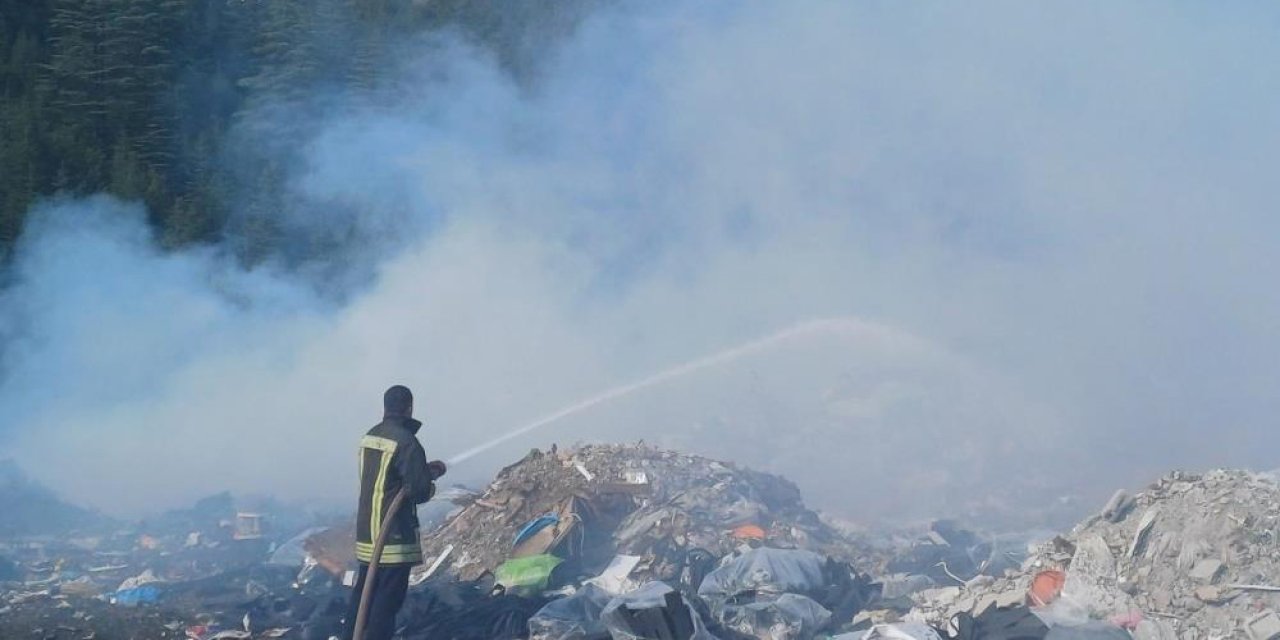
0, 0, 590, 264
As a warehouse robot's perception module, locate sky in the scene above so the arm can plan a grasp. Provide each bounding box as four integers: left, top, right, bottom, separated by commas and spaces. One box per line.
1, 1, 1278, 526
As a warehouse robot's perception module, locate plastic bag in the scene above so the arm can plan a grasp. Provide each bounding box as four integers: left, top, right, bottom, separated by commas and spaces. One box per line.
600, 581, 718, 640
697, 548, 828, 602
528, 583, 614, 640
496, 554, 564, 594
114, 585, 161, 606
267, 526, 329, 567
717, 592, 831, 640
861, 622, 945, 640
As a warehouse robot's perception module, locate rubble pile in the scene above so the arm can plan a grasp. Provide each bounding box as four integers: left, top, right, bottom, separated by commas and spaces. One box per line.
905, 470, 1280, 640
421, 444, 865, 586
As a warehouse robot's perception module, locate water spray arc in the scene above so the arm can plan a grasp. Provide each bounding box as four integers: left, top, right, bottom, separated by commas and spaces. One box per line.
445, 318, 858, 466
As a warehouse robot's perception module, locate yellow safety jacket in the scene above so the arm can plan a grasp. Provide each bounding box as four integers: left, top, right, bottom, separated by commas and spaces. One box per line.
355, 416, 436, 565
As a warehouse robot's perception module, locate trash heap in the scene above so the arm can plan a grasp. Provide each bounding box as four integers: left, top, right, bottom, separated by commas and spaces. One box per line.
0, 489, 346, 640
414, 443, 880, 640
420, 444, 864, 586
901, 469, 1280, 640
14, 440, 1278, 640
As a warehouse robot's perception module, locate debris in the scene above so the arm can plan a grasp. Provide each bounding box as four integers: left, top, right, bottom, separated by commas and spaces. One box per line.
1043, 621, 1132, 640
398, 577, 552, 640
698, 548, 831, 601
496, 554, 565, 594
586, 555, 644, 595
13, 444, 1277, 640
1192, 585, 1223, 603
929, 469, 1280, 637
1028, 570, 1064, 607
717, 592, 832, 640
1126, 509, 1158, 558
266, 527, 328, 567
528, 583, 614, 640
600, 581, 716, 640
420, 444, 869, 587
116, 569, 162, 592
1247, 611, 1280, 640
698, 547, 876, 636
1131, 619, 1176, 640
953, 606, 1048, 640
885, 521, 1022, 585
415, 543, 454, 584
1187, 558, 1223, 583
204, 631, 251, 640
112, 585, 160, 606
514, 510, 576, 559
1100, 490, 1136, 524
233, 513, 265, 541
858, 622, 944, 640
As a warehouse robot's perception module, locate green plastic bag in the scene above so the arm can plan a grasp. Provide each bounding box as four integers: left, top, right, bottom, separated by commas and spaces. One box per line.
494, 554, 563, 593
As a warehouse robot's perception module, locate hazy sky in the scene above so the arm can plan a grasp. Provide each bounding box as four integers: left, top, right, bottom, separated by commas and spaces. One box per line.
1, 2, 1277, 525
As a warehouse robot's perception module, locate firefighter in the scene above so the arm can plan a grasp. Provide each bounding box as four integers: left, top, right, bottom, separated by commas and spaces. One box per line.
342, 385, 446, 640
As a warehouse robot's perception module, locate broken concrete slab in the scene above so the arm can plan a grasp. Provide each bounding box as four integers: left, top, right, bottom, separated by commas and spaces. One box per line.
1188, 558, 1224, 583
1100, 490, 1136, 523
1246, 611, 1280, 640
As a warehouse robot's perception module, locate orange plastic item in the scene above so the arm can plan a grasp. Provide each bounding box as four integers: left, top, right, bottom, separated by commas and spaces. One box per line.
1028, 569, 1066, 607
732, 524, 767, 540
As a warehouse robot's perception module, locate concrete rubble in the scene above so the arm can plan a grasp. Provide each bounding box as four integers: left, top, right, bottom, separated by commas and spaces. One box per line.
900, 469, 1280, 640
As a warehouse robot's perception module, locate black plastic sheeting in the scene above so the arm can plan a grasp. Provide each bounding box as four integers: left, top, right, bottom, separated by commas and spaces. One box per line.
397, 577, 552, 640
528, 583, 615, 640
600, 581, 719, 640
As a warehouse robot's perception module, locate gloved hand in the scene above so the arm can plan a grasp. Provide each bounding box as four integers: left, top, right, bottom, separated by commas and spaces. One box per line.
428, 460, 447, 479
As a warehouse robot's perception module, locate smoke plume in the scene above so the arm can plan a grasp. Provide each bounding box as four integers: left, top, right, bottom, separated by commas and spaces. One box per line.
1, 2, 1278, 526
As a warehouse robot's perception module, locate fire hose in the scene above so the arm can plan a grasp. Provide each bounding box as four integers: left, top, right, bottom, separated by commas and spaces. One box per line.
351, 487, 407, 640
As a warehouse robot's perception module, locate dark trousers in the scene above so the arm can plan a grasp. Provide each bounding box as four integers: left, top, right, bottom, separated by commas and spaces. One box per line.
342, 562, 411, 640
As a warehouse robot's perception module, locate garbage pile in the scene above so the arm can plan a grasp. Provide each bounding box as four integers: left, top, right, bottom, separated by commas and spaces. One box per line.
0, 444, 882, 640
411, 443, 882, 640
12, 440, 1277, 640
0, 488, 345, 640
419, 444, 866, 585
899, 469, 1280, 640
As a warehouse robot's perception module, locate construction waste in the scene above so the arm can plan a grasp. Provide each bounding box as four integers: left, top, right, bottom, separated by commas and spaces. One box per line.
3, 446, 1279, 640
895, 469, 1280, 640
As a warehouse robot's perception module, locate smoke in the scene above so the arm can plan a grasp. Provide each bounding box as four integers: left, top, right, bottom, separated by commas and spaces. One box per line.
1, 1, 1278, 525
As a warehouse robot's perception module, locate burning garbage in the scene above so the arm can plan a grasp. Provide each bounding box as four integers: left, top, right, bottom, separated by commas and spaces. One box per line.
419, 443, 867, 588
0, 443, 881, 640
406, 443, 880, 640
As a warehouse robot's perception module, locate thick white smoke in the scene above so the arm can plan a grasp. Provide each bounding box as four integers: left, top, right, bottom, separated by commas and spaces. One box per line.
1, 2, 1277, 525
